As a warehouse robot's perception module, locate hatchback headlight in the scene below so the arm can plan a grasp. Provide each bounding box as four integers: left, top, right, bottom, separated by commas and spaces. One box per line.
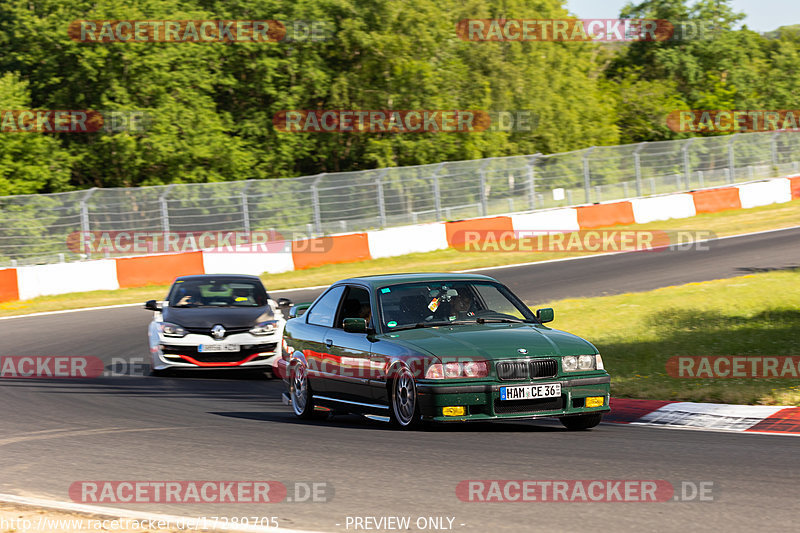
562, 355, 599, 372
159, 322, 187, 338
250, 320, 278, 336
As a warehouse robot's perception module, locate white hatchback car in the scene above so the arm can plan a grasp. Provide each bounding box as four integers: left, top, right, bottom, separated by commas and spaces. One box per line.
145, 274, 290, 375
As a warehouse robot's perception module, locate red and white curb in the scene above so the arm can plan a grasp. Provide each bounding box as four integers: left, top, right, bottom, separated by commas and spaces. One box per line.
607, 398, 800, 435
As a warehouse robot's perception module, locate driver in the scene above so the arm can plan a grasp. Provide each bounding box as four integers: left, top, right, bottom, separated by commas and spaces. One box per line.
359, 303, 372, 324
176, 286, 201, 306
449, 293, 475, 320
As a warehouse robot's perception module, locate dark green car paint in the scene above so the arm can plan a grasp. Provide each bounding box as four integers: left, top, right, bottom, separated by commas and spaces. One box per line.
281, 273, 610, 423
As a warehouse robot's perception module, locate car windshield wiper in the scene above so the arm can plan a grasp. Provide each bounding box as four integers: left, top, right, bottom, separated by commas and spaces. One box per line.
475, 317, 527, 324
390, 321, 453, 331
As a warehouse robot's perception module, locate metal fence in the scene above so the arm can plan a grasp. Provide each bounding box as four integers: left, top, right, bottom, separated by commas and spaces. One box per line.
1, 131, 799, 266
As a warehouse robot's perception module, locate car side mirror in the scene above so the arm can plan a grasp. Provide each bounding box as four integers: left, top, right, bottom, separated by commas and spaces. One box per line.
288, 303, 311, 319
343, 318, 368, 334
277, 297, 292, 307
144, 299, 162, 311
536, 308, 554, 323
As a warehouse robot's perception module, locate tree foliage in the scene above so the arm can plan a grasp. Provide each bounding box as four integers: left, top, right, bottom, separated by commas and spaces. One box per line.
0, 0, 797, 195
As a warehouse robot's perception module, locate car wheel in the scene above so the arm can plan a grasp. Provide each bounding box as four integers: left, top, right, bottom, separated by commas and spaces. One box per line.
559, 413, 603, 430
291, 363, 316, 419
390, 367, 420, 429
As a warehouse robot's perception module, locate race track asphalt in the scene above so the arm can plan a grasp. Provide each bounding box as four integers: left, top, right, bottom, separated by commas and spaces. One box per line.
1, 226, 799, 532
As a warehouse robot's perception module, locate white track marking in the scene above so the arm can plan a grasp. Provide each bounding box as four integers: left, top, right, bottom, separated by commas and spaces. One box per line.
0, 426, 200, 447
616, 422, 800, 437
0, 303, 141, 321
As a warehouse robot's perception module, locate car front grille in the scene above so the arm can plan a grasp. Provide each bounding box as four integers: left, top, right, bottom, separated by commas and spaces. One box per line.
496, 361, 528, 380
493, 395, 565, 415
496, 359, 558, 380
529, 359, 558, 378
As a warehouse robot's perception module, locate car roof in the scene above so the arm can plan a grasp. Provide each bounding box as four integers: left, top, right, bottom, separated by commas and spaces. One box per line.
335, 272, 497, 289
174, 274, 263, 282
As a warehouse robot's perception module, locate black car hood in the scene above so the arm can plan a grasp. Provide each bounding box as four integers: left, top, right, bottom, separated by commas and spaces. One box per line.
162, 305, 273, 328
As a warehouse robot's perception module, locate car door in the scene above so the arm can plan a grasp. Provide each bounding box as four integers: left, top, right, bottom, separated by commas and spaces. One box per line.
322, 285, 376, 403
300, 285, 346, 393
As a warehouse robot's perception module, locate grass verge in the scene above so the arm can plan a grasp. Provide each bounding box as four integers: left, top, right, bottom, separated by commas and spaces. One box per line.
1, 198, 799, 317
533, 270, 800, 406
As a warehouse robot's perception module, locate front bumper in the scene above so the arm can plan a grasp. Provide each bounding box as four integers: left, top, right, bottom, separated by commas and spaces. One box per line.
152, 332, 281, 370
416, 374, 611, 422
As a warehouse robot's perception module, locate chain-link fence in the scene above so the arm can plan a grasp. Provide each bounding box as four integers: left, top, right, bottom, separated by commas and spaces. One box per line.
1, 131, 799, 267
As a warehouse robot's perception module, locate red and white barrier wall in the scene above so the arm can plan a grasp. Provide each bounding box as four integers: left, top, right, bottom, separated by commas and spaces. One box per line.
1, 176, 799, 303
367, 223, 450, 259
16, 260, 120, 300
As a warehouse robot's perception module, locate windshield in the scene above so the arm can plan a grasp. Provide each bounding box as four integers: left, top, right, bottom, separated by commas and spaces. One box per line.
167, 279, 268, 308
377, 281, 535, 330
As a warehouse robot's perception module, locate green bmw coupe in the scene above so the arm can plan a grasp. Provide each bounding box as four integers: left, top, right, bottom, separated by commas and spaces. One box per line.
278, 273, 610, 429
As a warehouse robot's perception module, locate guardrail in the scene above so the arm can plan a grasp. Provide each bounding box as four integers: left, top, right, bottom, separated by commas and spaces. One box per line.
1, 176, 798, 303
1, 131, 799, 266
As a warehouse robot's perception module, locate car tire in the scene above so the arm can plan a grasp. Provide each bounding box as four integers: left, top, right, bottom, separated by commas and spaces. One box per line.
559, 413, 603, 430
389, 366, 420, 429
290, 363, 316, 419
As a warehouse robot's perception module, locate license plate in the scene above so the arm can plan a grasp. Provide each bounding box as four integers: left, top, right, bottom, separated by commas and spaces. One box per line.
500, 383, 561, 401
198, 344, 239, 353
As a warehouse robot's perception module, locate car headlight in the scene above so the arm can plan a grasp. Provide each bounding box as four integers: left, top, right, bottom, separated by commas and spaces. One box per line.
159, 322, 187, 338
425, 361, 489, 379
250, 320, 278, 336
562, 355, 599, 372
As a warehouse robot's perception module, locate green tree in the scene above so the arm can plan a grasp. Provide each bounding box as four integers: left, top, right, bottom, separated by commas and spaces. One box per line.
0, 72, 72, 195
